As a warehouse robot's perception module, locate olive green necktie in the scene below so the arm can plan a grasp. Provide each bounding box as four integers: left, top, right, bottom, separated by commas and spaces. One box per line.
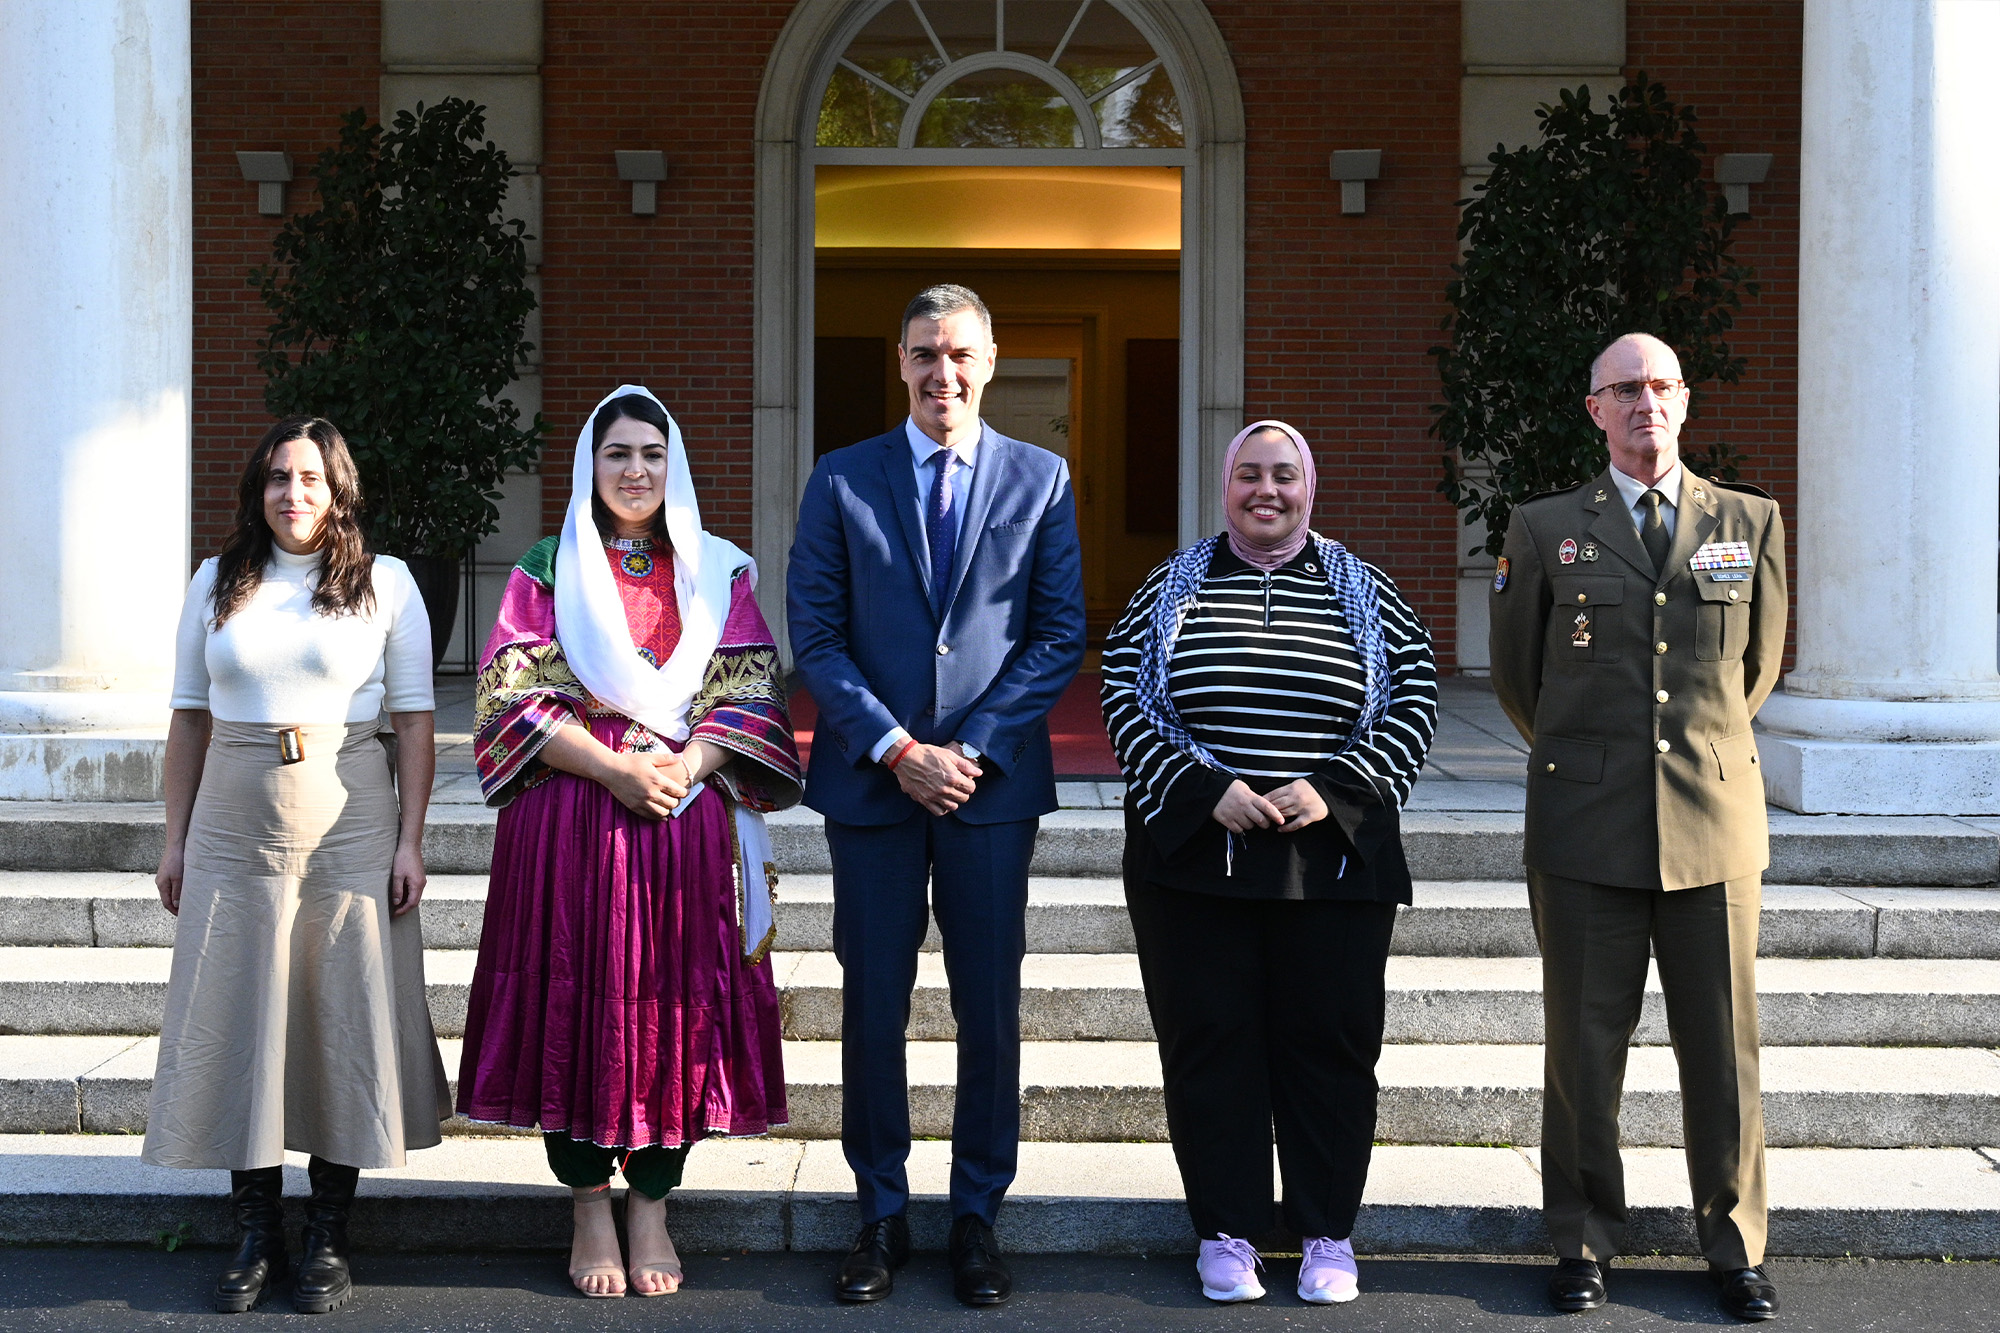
1640, 489, 1671, 573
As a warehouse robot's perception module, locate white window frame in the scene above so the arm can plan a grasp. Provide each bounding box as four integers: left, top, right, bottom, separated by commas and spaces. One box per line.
752, 0, 1244, 651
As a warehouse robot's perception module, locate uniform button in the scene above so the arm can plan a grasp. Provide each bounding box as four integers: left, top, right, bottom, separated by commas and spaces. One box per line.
1728, 589, 1741, 602
1656, 641, 1669, 654
1654, 592, 1667, 605
1576, 593, 1587, 604
1656, 739, 1671, 753
936, 643, 950, 656
1656, 690, 1670, 703
1545, 763, 1556, 773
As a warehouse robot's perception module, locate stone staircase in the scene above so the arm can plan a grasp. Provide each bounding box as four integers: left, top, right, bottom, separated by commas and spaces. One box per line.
3, 802, 2000, 1258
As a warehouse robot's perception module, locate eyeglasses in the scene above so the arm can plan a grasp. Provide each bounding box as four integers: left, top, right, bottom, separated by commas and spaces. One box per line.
1590, 378, 1687, 403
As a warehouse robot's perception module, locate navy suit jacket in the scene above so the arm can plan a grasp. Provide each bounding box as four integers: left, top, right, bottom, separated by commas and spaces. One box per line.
787, 423, 1086, 826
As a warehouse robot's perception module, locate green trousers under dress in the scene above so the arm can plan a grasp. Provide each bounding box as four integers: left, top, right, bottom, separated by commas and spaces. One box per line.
543, 1133, 691, 1200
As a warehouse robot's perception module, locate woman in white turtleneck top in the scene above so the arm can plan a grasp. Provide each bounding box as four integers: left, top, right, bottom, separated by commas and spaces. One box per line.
171, 542, 434, 724
143, 418, 448, 1317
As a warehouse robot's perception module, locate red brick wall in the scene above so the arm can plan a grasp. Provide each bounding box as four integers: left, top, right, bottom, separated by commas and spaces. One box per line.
190, 1, 379, 563
538, 3, 796, 541
1627, 1, 1804, 666
1206, 1, 1466, 657
187, 2, 1803, 668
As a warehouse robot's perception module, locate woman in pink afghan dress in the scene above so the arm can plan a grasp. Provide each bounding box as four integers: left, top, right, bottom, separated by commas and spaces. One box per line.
456, 387, 801, 1298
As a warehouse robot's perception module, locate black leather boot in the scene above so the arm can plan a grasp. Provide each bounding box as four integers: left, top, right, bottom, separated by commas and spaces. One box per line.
214, 1166, 287, 1313
292, 1157, 360, 1314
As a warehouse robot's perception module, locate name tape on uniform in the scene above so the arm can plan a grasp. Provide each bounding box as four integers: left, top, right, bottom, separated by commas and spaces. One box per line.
1689, 541, 1752, 571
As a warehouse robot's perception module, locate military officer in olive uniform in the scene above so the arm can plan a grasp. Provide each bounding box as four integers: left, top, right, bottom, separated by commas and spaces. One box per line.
1489, 333, 1786, 1323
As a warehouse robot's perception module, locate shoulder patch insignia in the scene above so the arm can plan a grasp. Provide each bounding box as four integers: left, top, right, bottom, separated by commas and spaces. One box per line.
1558, 538, 1578, 565
1493, 557, 1509, 592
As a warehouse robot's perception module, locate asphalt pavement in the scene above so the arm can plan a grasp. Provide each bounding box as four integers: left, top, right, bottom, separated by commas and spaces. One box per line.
0, 1249, 1994, 1332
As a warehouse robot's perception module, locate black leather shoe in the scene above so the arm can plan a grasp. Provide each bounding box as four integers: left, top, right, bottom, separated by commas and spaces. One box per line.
214, 1166, 288, 1313
949, 1214, 1013, 1307
1547, 1257, 1607, 1312
1712, 1265, 1780, 1321
292, 1157, 359, 1314
834, 1215, 909, 1303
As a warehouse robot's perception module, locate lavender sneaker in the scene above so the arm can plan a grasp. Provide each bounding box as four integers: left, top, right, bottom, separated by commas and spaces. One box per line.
1297, 1236, 1359, 1304
1196, 1234, 1265, 1303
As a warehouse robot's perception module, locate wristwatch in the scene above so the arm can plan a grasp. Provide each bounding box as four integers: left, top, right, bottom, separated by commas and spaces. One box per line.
957, 741, 984, 770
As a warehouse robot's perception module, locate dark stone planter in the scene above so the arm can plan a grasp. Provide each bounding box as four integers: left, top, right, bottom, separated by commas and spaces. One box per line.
401, 554, 461, 670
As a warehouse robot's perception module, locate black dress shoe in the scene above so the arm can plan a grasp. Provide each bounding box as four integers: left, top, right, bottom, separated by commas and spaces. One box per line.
214, 1166, 288, 1313
834, 1215, 909, 1303
949, 1214, 1013, 1307
1712, 1265, 1780, 1321
1547, 1257, 1607, 1312
292, 1157, 359, 1314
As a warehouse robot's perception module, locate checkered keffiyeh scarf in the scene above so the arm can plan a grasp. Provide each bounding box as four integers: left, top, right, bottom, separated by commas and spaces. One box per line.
1136, 533, 1392, 775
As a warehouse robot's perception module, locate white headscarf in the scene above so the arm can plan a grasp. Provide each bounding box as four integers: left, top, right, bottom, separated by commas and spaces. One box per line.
553, 384, 752, 742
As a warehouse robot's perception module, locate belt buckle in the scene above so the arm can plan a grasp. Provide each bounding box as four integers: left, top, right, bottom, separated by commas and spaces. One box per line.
277, 727, 306, 764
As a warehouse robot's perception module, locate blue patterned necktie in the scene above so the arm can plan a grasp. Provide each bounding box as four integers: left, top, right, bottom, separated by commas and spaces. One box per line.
926, 446, 958, 611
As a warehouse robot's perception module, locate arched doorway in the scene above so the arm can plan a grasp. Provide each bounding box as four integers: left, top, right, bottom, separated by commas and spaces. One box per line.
751, 0, 1244, 647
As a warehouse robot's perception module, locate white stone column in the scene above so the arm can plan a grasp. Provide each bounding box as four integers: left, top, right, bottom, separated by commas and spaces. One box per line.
1758, 0, 2000, 813
0, 0, 191, 799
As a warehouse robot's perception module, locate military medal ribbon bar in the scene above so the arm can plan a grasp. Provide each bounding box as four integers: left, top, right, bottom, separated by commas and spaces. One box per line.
1688, 541, 1752, 571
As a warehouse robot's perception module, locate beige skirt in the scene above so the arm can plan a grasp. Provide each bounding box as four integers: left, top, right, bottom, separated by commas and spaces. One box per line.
142, 719, 449, 1170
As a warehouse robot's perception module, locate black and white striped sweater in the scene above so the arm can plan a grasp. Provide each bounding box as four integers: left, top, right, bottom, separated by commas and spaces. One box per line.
1100, 538, 1438, 901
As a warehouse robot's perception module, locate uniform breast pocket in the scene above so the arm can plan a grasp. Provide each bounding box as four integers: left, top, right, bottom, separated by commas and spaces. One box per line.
1549, 576, 1624, 664
1694, 575, 1754, 661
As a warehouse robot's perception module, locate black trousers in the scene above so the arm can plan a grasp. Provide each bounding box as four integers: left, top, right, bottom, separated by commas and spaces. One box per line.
1125, 877, 1398, 1241
542, 1133, 691, 1200
827, 810, 1037, 1226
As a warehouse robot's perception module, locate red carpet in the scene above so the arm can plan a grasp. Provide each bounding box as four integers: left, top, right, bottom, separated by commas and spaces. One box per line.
789, 672, 1121, 780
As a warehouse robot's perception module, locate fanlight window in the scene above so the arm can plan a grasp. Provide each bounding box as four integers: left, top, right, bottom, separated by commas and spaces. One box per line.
818, 0, 1185, 149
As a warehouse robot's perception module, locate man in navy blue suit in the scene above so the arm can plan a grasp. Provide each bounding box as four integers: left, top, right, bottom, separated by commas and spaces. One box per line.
788, 284, 1086, 1307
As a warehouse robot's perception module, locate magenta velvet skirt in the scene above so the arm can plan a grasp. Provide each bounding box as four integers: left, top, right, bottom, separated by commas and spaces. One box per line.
455, 737, 787, 1149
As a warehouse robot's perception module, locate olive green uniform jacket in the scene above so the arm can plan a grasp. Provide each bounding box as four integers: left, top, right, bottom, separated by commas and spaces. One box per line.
1488, 468, 1786, 890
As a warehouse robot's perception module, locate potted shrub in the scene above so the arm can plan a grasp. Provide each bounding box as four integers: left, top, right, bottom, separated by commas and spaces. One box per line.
253, 98, 544, 661
1434, 75, 1758, 556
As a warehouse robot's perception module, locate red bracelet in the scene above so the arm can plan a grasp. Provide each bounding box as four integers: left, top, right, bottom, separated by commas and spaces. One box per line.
884, 738, 918, 771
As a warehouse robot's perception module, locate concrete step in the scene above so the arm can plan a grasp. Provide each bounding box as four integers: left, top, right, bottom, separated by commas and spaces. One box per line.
776, 1041, 2000, 1150
6, 803, 2000, 886
2, 1134, 1996, 1258
5, 946, 1999, 1048
775, 951, 2000, 1047
13, 1036, 1994, 1150
11, 872, 1998, 959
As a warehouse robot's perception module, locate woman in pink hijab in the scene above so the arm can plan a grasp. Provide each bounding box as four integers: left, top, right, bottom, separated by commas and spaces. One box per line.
1100, 420, 1438, 1306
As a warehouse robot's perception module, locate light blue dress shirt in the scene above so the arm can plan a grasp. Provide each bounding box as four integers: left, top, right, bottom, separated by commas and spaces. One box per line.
903, 416, 978, 543
1608, 459, 1683, 541
869, 419, 983, 763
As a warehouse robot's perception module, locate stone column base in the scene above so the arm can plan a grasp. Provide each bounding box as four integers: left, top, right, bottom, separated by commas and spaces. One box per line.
0, 733, 166, 801
1758, 733, 2000, 815
0, 692, 170, 801
1757, 692, 2000, 814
